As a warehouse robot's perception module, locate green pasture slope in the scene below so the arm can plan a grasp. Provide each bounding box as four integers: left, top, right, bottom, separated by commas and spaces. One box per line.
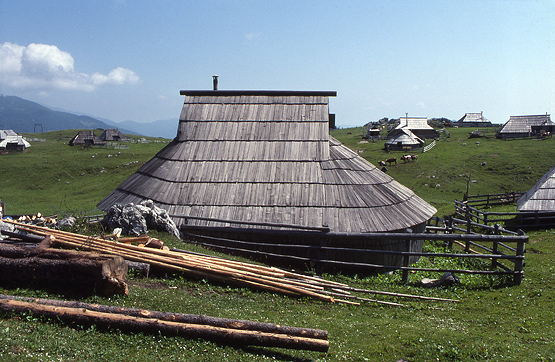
0, 130, 169, 216
0, 127, 554, 361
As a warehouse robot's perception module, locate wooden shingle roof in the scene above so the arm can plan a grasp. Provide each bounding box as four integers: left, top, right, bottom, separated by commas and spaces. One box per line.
97, 91, 436, 233
517, 165, 555, 212
457, 113, 489, 123
395, 117, 433, 130
498, 114, 553, 134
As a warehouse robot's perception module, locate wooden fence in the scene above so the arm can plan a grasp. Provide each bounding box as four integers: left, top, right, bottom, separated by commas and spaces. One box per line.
455, 194, 555, 231
422, 140, 436, 153
462, 192, 525, 208
180, 216, 527, 285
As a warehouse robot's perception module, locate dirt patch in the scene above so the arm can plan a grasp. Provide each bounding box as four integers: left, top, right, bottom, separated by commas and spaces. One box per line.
488, 154, 500, 157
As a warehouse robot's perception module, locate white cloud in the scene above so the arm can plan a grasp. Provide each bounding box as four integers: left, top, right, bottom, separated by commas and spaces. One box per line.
244, 32, 264, 43
0, 42, 139, 92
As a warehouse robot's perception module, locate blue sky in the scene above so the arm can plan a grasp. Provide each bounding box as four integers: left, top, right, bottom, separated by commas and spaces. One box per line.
1, 0, 554, 127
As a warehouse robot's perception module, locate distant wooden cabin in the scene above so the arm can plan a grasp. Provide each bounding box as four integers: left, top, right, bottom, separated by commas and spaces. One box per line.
98, 90, 437, 272
497, 114, 554, 139
0, 130, 31, 152
99, 129, 130, 142
454, 112, 492, 127
517, 165, 555, 212
69, 130, 105, 146
385, 128, 424, 151
388, 116, 439, 140
366, 125, 381, 139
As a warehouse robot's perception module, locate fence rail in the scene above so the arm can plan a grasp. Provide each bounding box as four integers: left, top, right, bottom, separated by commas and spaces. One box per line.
423, 140, 436, 153
454, 194, 555, 231
181, 215, 527, 285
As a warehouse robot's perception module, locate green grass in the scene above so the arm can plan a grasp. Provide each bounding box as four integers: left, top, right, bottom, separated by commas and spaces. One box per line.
1, 128, 555, 361
333, 126, 555, 216
0, 130, 169, 216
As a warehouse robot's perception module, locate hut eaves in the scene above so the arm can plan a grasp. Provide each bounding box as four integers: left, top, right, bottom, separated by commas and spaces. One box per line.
517, 165, 555, 212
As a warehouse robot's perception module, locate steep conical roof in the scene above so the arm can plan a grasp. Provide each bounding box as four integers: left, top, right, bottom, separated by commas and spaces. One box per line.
97, 90, 436, 233
517, 165, 555, 212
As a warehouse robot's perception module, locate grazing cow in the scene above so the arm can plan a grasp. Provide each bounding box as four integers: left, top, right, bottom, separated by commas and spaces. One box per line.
378, 161, 387, 167
401, 154, 412, 163
410, 154, 418, 161
386, 157, 397, 165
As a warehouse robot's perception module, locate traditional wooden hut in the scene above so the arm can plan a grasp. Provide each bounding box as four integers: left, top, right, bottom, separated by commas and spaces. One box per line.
517, 165, 555, 212
99, 129, 130, 142
69, 130, 105, 146
0, 130, 31, 152
497, 114, 554, 139
384, 128, 424, 151
97, 90, 437, 271
388, 116, 439, 140
454, 112, 492, 127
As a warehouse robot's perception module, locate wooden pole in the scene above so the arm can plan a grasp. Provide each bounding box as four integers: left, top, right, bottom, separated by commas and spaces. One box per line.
0, 294, 328, 340
0, 299, 329, 352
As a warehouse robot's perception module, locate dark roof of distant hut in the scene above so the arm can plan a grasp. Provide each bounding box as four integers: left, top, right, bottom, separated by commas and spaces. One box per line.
97, 90, 436, 233
385, 128, 424, 146
517, 165, 555, 212
497, 114, 553, 137
69, 130, 105, 146
99, 129, 130, 142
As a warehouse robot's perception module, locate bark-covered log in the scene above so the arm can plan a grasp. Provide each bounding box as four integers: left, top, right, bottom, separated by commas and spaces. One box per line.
0, 243, 128, 296
0, 294, 327, 340
0, 298, 329, 352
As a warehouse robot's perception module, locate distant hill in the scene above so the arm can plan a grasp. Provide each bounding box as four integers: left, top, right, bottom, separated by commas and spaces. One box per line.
0, 95, 119, 133
0, 95, 178, 138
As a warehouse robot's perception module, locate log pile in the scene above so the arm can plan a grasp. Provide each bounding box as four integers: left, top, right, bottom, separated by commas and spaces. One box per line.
0, 294, 329, 351
5, 220, 459, 305
0, 239, 128, 296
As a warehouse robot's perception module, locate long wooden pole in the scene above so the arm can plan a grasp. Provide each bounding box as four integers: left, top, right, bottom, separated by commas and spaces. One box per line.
6, 220, 459, 305
0, 298, 329, 352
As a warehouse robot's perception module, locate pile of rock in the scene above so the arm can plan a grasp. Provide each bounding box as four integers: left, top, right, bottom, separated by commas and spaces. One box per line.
101, 200, 181, 239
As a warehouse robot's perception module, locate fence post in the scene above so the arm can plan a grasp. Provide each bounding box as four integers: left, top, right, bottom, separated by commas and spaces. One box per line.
182, 217, 188, 242
514, 238, 526, 285
466, 205, 472, 234
402, 239, 411, 283
491, 227, 499, 269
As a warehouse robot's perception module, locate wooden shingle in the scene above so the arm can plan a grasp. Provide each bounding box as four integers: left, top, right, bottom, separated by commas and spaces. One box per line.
98, 90, 436, 233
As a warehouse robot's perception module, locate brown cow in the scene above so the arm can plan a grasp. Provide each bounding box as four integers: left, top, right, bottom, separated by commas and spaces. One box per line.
386, 157, 397, 165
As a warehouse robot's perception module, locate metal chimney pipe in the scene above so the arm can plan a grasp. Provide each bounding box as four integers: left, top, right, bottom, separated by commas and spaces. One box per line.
212, 75, 218, 90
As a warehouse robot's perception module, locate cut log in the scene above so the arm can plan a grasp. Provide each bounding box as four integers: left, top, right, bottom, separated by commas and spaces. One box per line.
0, 294, 328, 340
0, 243, 128, 296
0, 298, 329, 352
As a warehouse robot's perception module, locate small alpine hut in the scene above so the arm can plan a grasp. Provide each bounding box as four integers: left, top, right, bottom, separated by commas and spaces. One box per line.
69, 130, 105, 146
98, 89, 437, 272
0, 130, 31, 152
384, 128, 424, 151
99, 128, 130, 142
517, 165, 555, 212
388, 116, 439, 140
497, 114, 554, 139
454, 112, 492, 127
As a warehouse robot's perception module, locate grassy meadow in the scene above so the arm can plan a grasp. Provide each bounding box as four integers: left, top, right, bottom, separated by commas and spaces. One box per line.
0, 127, 554, 361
